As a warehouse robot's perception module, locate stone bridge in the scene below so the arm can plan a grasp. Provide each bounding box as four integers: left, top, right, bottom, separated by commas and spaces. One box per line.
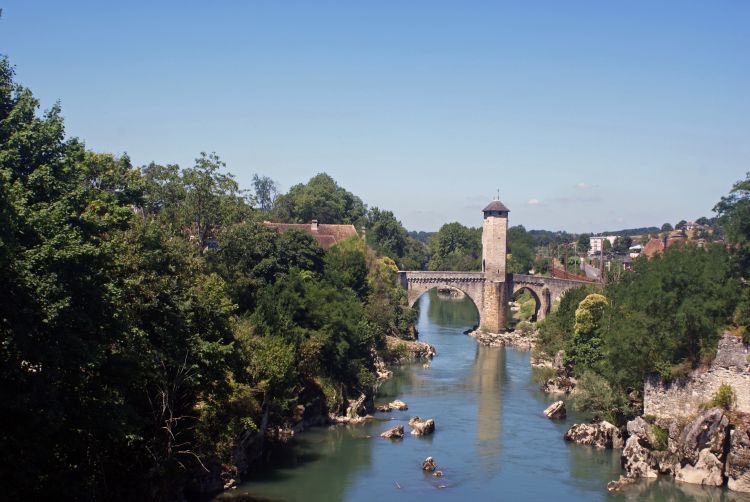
398, 198, 595, 333
398, 271, 591, 332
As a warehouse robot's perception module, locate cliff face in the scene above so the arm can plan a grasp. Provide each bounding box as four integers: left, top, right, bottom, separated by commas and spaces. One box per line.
644, 334, 750, 420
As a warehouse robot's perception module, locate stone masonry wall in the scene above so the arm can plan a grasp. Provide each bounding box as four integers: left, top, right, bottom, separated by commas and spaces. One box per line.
644, 334, 750, 419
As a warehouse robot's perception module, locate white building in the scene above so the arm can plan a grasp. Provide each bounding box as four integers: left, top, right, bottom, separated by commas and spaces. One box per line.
589, 235, 618, 255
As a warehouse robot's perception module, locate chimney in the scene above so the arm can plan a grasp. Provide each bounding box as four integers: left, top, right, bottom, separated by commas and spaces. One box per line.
360, 226, 366, 241
311, 220, 319, 232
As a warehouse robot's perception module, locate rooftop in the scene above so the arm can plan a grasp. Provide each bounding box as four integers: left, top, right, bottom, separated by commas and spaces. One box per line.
262, 221, 359, 249
483, 200, 510, 212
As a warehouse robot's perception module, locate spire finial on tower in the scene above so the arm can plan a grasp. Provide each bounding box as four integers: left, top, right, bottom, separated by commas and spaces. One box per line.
496, 188, 500, 201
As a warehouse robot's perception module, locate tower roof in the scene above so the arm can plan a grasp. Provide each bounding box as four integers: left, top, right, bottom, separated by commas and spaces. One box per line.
482, 200, 510, 212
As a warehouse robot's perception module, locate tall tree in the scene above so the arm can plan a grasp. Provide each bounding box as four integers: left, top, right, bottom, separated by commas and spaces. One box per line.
252, 174, 279, 212
182, 152, 249, 249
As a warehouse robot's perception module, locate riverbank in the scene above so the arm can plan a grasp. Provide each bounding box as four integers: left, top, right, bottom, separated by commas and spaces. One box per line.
215, 290, 631, 501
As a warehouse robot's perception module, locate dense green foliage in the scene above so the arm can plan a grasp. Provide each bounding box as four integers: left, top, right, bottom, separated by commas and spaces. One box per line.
537, 231, 743, 423
426, 221, 545, 273
268, 173, 427, 270
428, 222, 482, 270
0, 57, 415, 500
715, 172, 750, 341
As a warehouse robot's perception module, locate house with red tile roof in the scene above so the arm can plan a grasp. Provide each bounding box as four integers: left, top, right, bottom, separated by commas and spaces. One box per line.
262, 220, 360, 249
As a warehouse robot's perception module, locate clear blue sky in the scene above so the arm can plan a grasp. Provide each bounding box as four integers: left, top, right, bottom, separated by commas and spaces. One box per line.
2, 1, 748, 232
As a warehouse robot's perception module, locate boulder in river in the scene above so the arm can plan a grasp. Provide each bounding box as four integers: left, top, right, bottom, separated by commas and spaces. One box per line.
409, 416, 436, 436
564, 421, 624, 449
543, 401, 566, 420
376, 399, 409, 413
422, 456, 437, 471
380, 425, 405, 439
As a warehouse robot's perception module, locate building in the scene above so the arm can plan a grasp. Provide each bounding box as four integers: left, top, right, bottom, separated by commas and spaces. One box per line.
628, 243, 643, 259
642, 234, 689, 258
262, 220, 359, 249
589, 235, 618, 255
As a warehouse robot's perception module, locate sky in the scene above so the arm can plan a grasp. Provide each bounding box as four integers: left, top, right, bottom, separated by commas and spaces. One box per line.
1, 1, 749, 232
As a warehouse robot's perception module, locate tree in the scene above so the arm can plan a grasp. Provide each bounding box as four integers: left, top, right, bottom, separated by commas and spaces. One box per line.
271, 173, 366, 225
366, 207, 408, 259
507, 225, 535, 273
182, 152, 248, 249
714, 172, 750, 337
661, 222, 674, 232
613, 235, 633, 254
565, 294, 608, 372
252, 174, 278, 212
675, 220, 688, 231
427, 222, 481, 271
577, 233, 591, 254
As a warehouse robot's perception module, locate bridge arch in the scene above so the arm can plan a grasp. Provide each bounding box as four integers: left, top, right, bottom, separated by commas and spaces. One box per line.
409, 284, 482, 328
510, 278, 551, 321
400, 272, 486, 329
511, 286, 543, 322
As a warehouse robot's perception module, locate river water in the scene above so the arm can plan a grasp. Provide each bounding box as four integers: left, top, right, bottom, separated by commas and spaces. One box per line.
219, 290, 746, 502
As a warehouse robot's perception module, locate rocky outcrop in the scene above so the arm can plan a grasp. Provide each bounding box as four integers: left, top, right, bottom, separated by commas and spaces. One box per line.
614, 409, 750, 493
621, 435, 659, 479
380, 425, 405, 439
372, 349, 393, 380
377, 399, 408, 412
409, 416, 436, 436
468, 328, 537, 351
544, 401, 566, 420
329, 393, 375, 424
644, 333, 750, 420
541, 375, 577, 395
385, 335, 437, 362
727, 420, 750, 492
564, 421, 624, 449
674, 408, 729, 487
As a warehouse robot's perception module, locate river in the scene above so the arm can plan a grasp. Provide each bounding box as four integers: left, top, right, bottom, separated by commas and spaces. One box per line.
217, 290, 744, 502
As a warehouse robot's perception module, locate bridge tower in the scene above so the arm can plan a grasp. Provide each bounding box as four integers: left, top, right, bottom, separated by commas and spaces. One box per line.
481, 199, 510, 332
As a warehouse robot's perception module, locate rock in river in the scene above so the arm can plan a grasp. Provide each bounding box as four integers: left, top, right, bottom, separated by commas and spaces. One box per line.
422, 456, 437, 472
564, 421, 624, 449
543, 401, 566, 420
380, 425, 404, 439
409, 416, 436, 436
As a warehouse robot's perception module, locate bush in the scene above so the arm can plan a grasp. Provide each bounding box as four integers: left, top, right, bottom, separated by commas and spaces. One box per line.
652, 425, 668, 451
516, 320, 534, 336
706, 384, 736, 410
570, 371, 624, 424
532, 366, 557, 384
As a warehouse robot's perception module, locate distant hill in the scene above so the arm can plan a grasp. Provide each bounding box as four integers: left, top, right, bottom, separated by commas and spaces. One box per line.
596, 227, 660, 237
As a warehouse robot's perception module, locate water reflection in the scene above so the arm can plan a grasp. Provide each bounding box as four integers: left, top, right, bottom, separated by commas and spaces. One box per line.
218, 290, 738, 502
423, 288, 480, 329
472, 345, 504, 471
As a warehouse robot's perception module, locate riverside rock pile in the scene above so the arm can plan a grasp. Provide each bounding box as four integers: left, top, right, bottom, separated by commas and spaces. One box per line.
566, 408, 750, 493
